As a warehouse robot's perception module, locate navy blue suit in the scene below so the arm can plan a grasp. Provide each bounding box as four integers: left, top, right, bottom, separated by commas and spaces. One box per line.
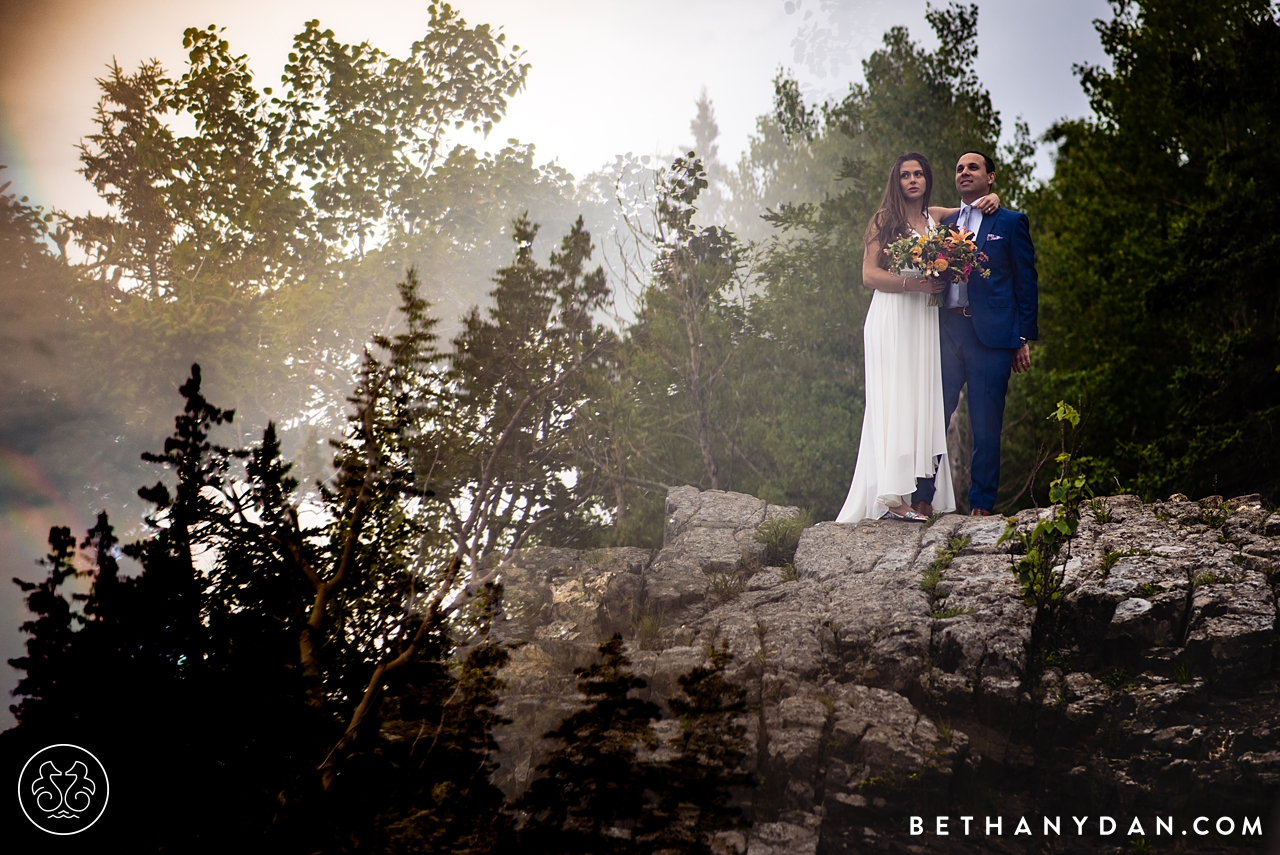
914, 207, 1038, 511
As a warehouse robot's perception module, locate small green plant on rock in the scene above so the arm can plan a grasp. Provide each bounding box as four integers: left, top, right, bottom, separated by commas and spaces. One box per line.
1099, 547, 1150, 578
633, 610, 664, 650
1218, 532, 1245, 549
1202, 504, 1233, 527
921, 536, 969, 597
710, 572, 746, 599
858, 772, 895, 792
922, 535, 970, 617
1088, 497, 1114, 524
1099, 550, 1123, 578
920, 565, 944, 599
779, 563, 799, 583
754, 511, 814, 566
1101, 667, 1131, 687
1193, 571, 1224, 588
1172, 661, 1193, 683
999, 402, 1090, 654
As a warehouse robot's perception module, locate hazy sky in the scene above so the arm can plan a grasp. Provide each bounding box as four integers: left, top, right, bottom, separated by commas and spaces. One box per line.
0, 0, 1112, 730
0, 0, 1111, 216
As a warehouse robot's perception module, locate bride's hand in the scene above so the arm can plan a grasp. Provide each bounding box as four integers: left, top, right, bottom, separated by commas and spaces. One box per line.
976, 193, 1000, 214
904, 275, 943, 294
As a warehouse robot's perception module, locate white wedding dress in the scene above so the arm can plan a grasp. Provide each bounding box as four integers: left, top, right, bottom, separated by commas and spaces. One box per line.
836, 217, 956, 523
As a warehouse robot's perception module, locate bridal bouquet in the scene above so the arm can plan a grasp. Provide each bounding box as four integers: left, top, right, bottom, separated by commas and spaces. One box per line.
885, 226, 990, 307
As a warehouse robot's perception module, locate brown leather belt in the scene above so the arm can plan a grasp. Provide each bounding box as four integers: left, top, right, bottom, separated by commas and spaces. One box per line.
948, 306, 972, 317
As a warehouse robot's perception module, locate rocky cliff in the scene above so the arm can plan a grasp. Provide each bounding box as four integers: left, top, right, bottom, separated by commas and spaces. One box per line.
490, 487, 1280, 853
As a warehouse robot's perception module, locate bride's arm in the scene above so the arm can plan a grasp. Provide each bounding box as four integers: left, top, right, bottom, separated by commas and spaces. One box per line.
862, 230, 941, 294
929, 193, 1000, 222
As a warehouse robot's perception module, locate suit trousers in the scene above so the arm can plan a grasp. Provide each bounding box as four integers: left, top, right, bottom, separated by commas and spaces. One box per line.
913, 310, 1014, 512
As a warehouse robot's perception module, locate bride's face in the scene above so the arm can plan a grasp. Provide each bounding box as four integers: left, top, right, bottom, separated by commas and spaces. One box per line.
898, 161, 926, 203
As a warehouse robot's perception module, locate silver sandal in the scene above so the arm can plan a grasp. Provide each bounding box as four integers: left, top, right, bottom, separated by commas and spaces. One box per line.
880, 509, 929, 522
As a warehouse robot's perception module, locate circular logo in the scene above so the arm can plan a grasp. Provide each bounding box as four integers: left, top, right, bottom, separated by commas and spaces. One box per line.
17, 744, 110, 835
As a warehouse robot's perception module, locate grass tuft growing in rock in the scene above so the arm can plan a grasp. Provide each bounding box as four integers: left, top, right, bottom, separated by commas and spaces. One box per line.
858, 772, 896, 792
1088, 497, 1114, 524
1202, 504, 1233, 527
754, 511, 815, 566
632, 610, 664, 650
1099, 547, 1150, 579
920, 536, 969, 598
710, 572, 746, 599
1101, 667, 1131, 688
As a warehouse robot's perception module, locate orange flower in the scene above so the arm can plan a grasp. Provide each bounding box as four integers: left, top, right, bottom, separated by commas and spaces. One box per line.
934, 257, 949, 272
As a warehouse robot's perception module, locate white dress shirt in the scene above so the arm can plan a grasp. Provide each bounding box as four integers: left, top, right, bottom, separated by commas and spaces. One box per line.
945, 202, 983, 309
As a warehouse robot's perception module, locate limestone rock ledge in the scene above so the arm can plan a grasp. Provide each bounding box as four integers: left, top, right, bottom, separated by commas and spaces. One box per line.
491, 488, 1280, 853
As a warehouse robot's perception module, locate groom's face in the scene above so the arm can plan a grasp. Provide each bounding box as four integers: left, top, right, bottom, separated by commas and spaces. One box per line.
955, 154, 995, 201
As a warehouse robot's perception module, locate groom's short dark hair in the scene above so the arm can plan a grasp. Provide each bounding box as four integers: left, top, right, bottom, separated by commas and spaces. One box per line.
960, 150, 996, 174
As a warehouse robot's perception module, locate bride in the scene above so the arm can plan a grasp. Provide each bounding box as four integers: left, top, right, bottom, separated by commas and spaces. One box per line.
836, 152, 997, 523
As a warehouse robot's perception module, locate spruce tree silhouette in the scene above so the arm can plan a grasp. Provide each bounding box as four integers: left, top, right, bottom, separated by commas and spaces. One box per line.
647, 640, 754, 853
8, 526, 80, 728
3, 366, 307, 852
515, 634, 661, 854
375, 591, 515, 855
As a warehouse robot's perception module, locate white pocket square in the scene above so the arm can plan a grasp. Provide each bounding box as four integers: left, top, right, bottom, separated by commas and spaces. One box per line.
985, 234, 1003, 241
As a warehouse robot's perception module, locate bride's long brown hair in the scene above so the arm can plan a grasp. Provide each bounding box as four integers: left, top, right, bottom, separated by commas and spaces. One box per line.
864, 152, 933, 269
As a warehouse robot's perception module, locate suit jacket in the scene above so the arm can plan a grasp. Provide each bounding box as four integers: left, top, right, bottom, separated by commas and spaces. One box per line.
943, 207, 1038, 349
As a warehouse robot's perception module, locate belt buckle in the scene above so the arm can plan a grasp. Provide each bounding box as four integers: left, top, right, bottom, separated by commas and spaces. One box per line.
962, 306, 972, 318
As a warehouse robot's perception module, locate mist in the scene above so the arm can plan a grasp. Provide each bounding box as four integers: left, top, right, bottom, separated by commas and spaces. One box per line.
0, 0, 1111, 732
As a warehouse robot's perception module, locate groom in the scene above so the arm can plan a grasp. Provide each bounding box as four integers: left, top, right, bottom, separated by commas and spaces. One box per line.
913, 151, 1038, 516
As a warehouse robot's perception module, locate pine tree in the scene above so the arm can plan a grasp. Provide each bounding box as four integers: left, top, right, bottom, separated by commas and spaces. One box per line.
377, 595, 514, 855
647, 641, 754, 854
7, 526, 80, 727
515, 634, 661, 854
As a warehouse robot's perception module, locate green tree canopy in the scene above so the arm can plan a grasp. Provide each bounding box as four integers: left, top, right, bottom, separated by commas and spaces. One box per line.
1024, 0, 1280, 501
